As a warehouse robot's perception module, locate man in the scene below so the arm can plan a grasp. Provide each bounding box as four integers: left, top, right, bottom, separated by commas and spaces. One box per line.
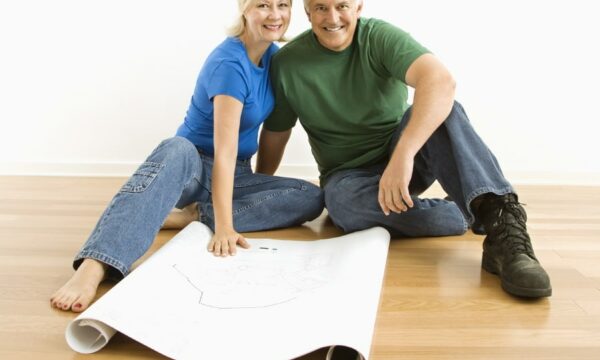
256, 0, 551, 298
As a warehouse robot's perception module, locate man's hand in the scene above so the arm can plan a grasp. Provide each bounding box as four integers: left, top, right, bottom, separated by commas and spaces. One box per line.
378, 52, 454, 216
378, 154, 415, 215
207, 229, 250, 257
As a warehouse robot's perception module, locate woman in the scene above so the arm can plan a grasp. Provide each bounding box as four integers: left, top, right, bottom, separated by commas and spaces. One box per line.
50, 0, 324, 313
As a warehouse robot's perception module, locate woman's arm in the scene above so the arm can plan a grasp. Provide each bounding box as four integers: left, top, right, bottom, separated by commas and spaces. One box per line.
207, 94, 250, 257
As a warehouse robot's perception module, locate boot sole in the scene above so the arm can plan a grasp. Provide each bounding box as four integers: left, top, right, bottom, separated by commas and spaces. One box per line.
482, 252, 552, 298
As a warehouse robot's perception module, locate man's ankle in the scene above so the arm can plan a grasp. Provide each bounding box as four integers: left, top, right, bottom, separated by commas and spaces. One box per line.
473, 193, 520, 229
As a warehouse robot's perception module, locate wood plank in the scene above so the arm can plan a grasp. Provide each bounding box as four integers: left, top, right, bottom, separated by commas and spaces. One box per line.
1, 176, 600, 359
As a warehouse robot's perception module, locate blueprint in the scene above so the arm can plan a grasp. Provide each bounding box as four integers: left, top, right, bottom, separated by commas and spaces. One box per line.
66, 222, 390, 360
171, 246, 333, 309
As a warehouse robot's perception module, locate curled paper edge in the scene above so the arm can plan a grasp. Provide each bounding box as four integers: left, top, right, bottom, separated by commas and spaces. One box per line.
66, 318, 117, 354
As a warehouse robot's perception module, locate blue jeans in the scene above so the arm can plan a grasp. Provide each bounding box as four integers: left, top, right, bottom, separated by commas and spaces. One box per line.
324, 101, 514, 238
74, 137, 324, 278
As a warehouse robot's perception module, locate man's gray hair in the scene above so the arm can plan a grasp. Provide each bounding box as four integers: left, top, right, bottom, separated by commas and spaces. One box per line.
303, 0, 362, 10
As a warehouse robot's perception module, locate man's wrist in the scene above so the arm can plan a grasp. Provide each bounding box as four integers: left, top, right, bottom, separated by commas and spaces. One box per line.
392, 141, 418, 160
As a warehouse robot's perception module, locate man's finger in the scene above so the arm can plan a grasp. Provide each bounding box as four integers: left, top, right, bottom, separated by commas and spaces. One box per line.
402, 186, 414, 208
378, 188, 389, 215
385, 189, 401, 213
392, 187, 406, 212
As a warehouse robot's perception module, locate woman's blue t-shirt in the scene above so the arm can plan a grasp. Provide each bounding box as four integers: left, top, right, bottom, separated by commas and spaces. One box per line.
176, 37, 278, 160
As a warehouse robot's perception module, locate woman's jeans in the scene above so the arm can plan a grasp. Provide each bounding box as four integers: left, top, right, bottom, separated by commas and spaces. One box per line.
74, 136, 324, 278
324, 101, 514, 238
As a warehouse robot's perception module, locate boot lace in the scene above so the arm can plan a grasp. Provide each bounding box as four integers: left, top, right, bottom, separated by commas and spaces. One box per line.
490, 200, 535, 257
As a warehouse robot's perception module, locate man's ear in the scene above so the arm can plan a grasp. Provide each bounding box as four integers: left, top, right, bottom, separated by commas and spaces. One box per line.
356, 1, 363, 16
305, 8, 310, 21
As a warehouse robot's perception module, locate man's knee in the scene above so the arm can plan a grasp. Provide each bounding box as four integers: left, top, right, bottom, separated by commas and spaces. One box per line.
445, 100, 470, 125
324, 187, 365, 233
300, 181, 325, 221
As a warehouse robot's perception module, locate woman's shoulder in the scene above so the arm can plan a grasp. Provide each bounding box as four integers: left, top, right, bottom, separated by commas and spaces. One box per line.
196, 38, 247, 78
206, 37, 246, 63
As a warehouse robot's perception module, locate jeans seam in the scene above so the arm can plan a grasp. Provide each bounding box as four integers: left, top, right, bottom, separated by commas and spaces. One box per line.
233, 188, 297, 215
87, 193, 119, 247
233, 177, 287, 189
179, 169, 201, 195
74, 250, 129, 277
461, 214, 469, 233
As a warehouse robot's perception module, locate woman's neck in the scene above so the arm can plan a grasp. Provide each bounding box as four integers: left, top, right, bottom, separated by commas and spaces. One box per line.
239, 33, 271, 67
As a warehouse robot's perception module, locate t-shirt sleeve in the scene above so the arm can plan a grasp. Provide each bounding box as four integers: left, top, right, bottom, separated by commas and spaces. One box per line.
368, 20, 431, 83
263, 57, 298, 132
205, 60, 248, 103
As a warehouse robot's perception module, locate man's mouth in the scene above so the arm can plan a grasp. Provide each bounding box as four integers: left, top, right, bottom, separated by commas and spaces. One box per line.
323, 26, 344, 32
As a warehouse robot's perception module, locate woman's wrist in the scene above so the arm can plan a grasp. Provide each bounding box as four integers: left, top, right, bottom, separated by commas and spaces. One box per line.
214, 222, 235, 233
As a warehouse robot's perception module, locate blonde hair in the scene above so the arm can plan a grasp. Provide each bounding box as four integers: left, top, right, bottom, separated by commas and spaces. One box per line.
228, 0, 293, 39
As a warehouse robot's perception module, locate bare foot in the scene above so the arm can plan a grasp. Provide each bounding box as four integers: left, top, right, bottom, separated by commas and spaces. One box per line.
50, 259, 107, 312
161, 202, 199, 229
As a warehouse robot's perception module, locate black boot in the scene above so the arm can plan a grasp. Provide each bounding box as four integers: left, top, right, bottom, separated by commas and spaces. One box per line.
476, 193, 552, 298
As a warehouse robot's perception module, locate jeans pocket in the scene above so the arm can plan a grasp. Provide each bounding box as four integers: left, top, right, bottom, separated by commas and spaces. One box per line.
120, 162, 164, 193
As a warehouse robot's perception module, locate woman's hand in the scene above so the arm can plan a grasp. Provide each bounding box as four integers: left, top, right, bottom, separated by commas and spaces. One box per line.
207, 229, 250, 257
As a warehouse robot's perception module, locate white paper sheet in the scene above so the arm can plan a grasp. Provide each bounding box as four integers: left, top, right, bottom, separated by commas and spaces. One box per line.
66, 222, 390, 359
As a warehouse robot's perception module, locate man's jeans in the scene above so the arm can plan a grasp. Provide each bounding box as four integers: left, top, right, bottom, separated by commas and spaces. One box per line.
74, 137, 324, 278
324, 101, 514, 237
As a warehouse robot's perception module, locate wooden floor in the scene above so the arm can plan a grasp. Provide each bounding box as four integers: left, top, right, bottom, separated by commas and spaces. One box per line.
1, 176, 600, 359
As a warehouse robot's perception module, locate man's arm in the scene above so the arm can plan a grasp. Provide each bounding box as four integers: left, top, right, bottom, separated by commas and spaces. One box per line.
378, 53, 456, 215
255, 128, 292, 175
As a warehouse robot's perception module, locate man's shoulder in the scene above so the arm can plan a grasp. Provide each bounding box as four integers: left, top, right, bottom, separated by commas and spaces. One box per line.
358, 17, 405, 38
357, 17, 422, 53
359, 17, 388, 28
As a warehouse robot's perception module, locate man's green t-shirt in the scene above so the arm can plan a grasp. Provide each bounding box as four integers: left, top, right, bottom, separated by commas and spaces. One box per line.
264, 18, 429, 185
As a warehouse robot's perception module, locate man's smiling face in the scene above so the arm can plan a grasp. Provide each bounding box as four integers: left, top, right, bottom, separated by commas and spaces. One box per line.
305, 0, 363, 52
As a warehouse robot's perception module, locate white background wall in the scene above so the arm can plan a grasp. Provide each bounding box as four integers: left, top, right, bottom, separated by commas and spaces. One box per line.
1, 0, 599, 184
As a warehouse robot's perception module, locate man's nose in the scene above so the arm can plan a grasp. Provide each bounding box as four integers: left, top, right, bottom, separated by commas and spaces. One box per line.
325, 9, 340, 24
